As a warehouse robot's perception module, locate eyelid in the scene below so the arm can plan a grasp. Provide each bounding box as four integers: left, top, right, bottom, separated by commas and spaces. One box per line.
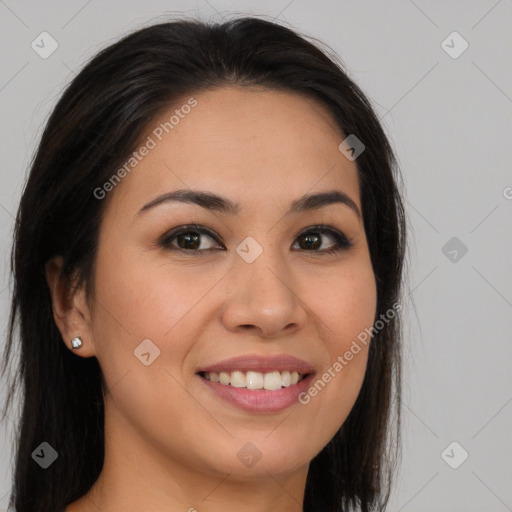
158, 224, 223, 248
296, 224, 347, 239
293, 224, 354, 252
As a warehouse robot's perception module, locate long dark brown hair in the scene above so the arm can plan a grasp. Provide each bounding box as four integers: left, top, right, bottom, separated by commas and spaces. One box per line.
1, 15, 407, 512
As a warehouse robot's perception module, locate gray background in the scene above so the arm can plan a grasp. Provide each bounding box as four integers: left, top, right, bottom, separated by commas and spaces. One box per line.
1, 1, 511, 510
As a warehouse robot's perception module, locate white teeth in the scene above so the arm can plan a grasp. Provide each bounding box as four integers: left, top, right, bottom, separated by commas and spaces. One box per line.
230, 370, 246, 388
202, 370, 305, 390
246, 371, 264, 389
264, 371, 282, 390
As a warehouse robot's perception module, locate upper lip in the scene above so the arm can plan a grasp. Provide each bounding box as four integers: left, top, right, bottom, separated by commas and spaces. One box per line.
196, 354, 315, 375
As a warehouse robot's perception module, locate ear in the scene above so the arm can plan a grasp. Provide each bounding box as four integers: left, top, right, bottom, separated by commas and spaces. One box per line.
45, 255, 96, 358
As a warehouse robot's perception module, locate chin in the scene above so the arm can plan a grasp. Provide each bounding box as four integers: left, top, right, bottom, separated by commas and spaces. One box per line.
198, 434, 314, 478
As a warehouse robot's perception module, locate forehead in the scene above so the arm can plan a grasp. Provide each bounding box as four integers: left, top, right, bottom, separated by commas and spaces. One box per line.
105, 86, 361, 217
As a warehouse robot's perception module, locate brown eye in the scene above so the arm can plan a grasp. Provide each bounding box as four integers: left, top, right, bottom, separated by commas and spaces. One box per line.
159, 225, 223, 253
293, 226, 353, 254
175, 232, 201, 250
159, 224, 353, 255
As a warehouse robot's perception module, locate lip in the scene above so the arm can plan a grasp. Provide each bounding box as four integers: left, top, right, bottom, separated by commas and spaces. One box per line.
198, 372, 315, 413
196, 354, 316, 413
195, 354, 315, 375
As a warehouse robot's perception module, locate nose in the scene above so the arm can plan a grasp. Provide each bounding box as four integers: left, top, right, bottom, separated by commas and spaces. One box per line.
220, 252, 307, 339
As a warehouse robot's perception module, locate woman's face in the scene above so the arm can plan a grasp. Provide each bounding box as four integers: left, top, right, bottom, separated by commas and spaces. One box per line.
77, 86, 376, 486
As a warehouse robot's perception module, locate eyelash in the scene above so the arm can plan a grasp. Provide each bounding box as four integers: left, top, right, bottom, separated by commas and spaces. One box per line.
158, 224, 353, 255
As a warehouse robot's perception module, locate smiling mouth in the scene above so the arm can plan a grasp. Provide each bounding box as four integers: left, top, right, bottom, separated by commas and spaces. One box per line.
198, 370, 308, 390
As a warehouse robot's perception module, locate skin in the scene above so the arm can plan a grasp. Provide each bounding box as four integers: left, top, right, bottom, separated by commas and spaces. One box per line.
46, 86, 377, 512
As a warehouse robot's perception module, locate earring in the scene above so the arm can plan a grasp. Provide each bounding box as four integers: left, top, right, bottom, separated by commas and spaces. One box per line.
71, 336, 83, 349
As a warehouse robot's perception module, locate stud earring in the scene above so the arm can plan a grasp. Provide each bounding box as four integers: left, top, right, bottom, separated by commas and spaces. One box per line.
71, 336, 83, 349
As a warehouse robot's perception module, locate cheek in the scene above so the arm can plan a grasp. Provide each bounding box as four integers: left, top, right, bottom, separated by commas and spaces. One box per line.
309, 259, 377, 350
323, 261, 376, 392
92, 243, 224, 341
294, 258, 376, 435
88, 247, 216, 440
88, 243, 232, 413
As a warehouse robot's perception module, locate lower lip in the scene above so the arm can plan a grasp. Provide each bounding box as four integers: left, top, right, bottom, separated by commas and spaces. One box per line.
197, 373, 315, 413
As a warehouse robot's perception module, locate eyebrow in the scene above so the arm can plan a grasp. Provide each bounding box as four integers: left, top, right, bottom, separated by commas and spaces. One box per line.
135, 188, 361, 219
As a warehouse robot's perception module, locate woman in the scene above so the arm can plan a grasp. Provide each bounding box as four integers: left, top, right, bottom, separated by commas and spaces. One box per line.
1, 16, 406, 512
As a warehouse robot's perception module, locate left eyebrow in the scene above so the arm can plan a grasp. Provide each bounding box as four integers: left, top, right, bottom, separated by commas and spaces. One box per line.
134, 188, 361, 219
